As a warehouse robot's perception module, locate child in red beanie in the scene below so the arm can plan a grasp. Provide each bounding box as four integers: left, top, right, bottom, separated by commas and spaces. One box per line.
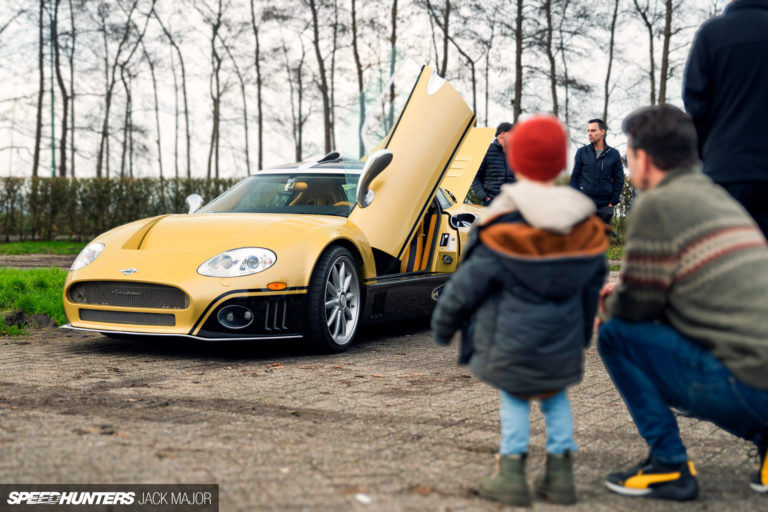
432, 116, 609, 506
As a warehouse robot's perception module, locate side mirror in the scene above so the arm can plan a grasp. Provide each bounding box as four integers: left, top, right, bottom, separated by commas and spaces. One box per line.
356, 149, 393, 208
185, 194, 203, 214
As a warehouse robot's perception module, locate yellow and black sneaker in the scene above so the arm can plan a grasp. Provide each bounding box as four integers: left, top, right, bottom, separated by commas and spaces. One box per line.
605, 456, 698, 501
751, 441, 768, 492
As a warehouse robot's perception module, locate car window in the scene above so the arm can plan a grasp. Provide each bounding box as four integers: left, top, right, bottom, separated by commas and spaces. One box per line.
197, 173, 359, 217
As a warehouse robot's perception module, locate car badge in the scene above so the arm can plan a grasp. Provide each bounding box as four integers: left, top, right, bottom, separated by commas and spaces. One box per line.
120, 268, 139, 275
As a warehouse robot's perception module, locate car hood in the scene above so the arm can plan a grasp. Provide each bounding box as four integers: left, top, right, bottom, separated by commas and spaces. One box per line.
134, 213, 348, 253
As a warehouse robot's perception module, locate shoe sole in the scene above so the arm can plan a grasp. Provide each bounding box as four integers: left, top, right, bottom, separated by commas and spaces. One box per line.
750, 482, 768, 493
605, 479, 698, 501
477, 488, 531, 507
605, 480, 651, 497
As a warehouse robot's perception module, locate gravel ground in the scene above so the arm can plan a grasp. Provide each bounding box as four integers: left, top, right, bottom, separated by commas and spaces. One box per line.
0, 321, 763, 511
0, 255, 762, 511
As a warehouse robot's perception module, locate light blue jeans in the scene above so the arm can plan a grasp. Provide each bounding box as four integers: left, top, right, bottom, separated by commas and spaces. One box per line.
499, 389, 578, 455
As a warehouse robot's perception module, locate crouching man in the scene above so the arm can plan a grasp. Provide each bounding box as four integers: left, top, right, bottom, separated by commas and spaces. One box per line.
597, 104, 768, 501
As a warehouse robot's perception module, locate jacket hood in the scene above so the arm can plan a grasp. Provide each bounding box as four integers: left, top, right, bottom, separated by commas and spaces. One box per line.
478, 182, 608, 300
485, 181, 596, 234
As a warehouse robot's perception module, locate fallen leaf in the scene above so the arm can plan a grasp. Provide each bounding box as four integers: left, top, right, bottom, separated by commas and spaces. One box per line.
267, 363, 283, 369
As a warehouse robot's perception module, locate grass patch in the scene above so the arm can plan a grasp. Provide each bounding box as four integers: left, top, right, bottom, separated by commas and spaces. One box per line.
0, 241, 87, 255
0, 268, 67, 335
606, 245, 623, 260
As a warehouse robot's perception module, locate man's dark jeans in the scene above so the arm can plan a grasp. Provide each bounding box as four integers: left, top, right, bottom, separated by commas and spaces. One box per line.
718, 181, 768, 240
598, 318, 768, 465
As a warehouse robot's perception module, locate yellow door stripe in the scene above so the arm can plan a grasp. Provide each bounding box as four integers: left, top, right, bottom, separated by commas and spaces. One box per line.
624, 471, 681, 489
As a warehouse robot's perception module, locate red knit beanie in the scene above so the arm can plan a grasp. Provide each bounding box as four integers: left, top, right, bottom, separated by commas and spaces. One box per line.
507, 115, 567, 182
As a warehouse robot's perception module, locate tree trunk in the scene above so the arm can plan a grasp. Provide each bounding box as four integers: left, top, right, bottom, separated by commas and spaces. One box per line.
440, 0, 450, 76
32, 0, 44, 178
250, 0, 264, 169
152, 9, 191, 178
170, 46, 179, 179
389, 0, 398, 130
558, 0, 571, 127
142, 43, 163, 179
351, 0, 365, 158
658, 0, 673, 104
309, 0, 332, 153
603, 0, 620, 123
68, 0, 76, 177
205, 0, 223, 180
53, 0, 69, 177
119, 68, 131, 178
634, 0, 657, 105
543, 0, 558, 116
219, 36, 250, 175
513, 0, 523, 121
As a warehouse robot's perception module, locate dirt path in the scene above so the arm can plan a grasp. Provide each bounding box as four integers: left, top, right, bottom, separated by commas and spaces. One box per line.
0, 254, 75, 270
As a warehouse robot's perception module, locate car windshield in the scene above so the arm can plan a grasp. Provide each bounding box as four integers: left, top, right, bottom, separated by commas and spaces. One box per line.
197, 173, 359, 217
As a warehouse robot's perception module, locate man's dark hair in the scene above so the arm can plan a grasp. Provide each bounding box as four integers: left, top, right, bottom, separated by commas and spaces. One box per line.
495, 122, 514, 137
622, 105, 699, 171
588, 118, 606, 131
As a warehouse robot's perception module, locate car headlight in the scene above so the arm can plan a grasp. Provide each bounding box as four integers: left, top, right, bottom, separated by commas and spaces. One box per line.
198, 248, 277, 277
70, 243, 105, 271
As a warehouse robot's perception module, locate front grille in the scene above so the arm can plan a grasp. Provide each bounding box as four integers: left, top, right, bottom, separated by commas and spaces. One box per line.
69, 281, 189, 309
79, 309, 176, 326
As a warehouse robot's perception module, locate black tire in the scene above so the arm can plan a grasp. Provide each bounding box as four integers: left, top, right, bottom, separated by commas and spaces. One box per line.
304, 246, 362, 352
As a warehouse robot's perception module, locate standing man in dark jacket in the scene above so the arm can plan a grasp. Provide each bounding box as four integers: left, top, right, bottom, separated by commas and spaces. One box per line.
471, 122, 516, 205
683, 0, 768, 239
569, 119, 624, 225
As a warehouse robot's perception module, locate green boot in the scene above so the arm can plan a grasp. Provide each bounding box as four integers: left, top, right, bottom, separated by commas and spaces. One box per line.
534, 450, 577, 504
478, 453, 531, 507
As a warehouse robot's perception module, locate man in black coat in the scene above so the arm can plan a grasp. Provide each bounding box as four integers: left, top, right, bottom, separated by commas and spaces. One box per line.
471, 122, 516, 205
683, 0, 768, 239
569, 119, 624, 225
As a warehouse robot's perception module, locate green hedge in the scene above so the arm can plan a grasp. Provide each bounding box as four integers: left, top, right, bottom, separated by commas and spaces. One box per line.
1, 177, 239, 242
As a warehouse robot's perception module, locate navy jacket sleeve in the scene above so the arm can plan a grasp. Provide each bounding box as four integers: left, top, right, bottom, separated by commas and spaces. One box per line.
610, 153, 624, 206
471, 155, 489, 199
682, 28, 712, 155
431, 244, 498, 345
569, 148, 582, 190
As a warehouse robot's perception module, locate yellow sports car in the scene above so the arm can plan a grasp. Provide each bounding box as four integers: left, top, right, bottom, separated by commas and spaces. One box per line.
62, 64, 494, 351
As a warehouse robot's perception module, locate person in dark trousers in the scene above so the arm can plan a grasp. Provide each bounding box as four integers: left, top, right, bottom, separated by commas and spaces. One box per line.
569, 119, 624, 225
683, 0, 768, 239
597, 104, 768, 502
471, 122, 516, 205
432, 116, 608, 507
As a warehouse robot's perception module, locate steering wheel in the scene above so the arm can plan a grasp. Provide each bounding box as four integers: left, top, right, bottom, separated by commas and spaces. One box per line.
333, 201, 351, 207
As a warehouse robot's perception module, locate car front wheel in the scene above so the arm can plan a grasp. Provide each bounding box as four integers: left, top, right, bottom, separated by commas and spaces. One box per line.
304, 246, 362, 352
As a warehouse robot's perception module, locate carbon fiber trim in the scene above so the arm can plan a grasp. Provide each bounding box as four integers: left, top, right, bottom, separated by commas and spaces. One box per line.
79, 309, 176, 327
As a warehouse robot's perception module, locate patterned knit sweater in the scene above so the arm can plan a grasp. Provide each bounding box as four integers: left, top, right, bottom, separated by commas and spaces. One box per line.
606, 166, 768, 389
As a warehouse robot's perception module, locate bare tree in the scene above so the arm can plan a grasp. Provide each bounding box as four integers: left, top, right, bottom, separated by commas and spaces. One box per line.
197, 0, 225, 180
217, 26, 251, 175
250, 0, 264, 169
350, 0, 365, 157
513, 0, 524, 121
32, 1, 44, 178
307, 0, 332, 154
542, 0, 558, 116
633, 0, 661, 105
657, 0, 673, 104
603, 0, 620, 122
68, 0, 77, 177
95, 0, 145, 178
153, 8, 192, 178
52, 0, 69, 177
281, 31, 311, 161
